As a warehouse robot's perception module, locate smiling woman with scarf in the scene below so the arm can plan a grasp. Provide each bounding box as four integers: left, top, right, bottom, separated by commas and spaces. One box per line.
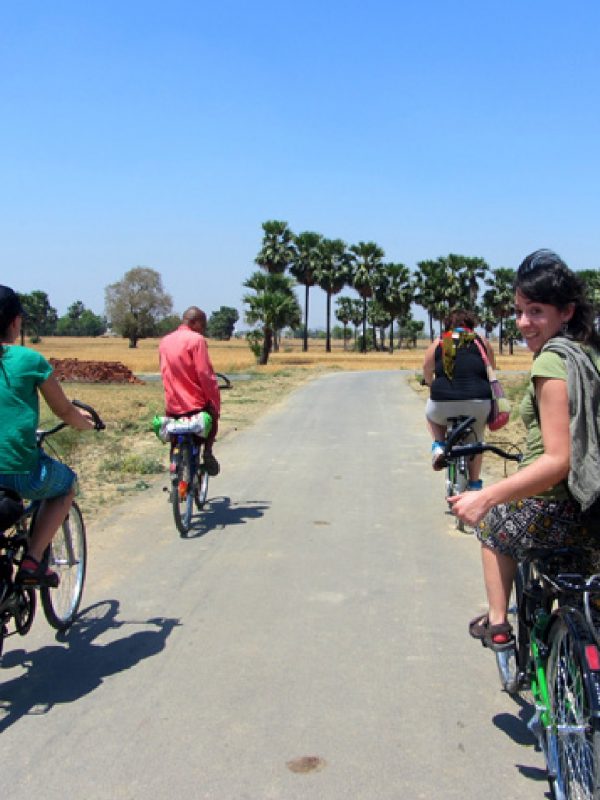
449, 250, 600, 651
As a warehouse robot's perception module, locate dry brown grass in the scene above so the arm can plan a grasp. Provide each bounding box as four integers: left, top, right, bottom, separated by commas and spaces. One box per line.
34, 335, 532, 375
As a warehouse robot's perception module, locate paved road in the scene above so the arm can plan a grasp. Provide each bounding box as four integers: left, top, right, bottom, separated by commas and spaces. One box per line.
1, 371, 546, 799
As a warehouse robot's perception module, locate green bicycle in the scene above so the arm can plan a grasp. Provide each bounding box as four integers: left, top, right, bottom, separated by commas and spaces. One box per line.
447, 428, 600, 799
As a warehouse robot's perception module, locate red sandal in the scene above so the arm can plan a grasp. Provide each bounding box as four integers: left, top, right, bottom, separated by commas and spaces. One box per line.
16, 555, 60, 588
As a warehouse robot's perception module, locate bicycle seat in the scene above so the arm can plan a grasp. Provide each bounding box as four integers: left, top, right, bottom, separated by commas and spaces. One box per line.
0, 488, 23, 531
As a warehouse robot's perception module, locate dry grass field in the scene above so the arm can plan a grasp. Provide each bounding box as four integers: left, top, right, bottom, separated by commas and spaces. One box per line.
30, 335, 531, 522
34, 334, 533, 374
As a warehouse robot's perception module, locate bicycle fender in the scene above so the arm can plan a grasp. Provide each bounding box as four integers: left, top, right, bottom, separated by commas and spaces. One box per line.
553, 609, 600, 720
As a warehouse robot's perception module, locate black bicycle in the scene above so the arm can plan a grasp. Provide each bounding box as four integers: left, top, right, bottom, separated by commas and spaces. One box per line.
0, 400, 104, 655
167, 373, 231, 536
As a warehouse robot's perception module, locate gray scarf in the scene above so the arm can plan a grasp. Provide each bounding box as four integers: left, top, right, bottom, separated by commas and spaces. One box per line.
540, 336, 600, 511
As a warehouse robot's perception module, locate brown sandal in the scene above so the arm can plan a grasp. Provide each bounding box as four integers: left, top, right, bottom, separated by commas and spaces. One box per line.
469, 613, 514, 651
16, 555, 60, 588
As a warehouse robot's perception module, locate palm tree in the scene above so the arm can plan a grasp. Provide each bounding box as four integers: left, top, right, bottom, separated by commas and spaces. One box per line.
289, 231, 322, 352
255, 220, 295, 274
414, 259, 446, 341
367, 298, 390, 350
316, 238, 351, 353
243, 271, 301, 365
350, 299, 364, 349
482, 267, 516, 355
374, 262, 413, 352
335, 296, 354, 350
578, 269, 600, 331
445, 254, 489, 308
349, 241, 385, 352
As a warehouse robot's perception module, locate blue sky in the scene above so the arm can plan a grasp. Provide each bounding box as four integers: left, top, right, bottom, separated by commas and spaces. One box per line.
1, 0, 599, 329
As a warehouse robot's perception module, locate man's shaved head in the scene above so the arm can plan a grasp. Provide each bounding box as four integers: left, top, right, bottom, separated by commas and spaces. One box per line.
182, 306, 207, 334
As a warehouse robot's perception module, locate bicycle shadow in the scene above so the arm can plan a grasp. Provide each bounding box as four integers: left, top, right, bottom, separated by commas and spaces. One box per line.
492, 695, 550, 790
181, 496, 271, 539
0, 599, 180, 734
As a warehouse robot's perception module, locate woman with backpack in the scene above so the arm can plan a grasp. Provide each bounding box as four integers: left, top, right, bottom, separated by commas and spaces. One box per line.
449, 250, 600, 650
422, 308, 495, 490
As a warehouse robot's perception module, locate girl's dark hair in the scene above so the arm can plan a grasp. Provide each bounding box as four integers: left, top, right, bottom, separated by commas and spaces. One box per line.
444, 308, 478, 331
0, 285, 24, 358
515, 249, 600, 347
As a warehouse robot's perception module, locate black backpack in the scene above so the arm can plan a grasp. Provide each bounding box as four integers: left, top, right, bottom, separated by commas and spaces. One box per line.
0, 488, 23, 531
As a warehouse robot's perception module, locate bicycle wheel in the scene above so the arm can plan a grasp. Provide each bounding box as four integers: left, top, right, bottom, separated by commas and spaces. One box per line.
454, 459, 469, 531
496, 563, 527, 694
172, 442, 194, 535
546, 618, 600, 800
41, 502, 86, 630
194, 468, 209, 510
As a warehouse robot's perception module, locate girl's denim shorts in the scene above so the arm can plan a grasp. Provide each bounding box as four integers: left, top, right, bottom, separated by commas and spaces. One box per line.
0, 452, 76, 501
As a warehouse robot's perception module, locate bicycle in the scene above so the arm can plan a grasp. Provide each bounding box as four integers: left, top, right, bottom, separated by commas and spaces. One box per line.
0, 400, 105, 656
443, 415, 478, 532
165, 372, 231, 537
448, 428, 600, 799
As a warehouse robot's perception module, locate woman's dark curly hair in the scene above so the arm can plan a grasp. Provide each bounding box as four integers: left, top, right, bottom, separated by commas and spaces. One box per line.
515, 249, 600, 347
444, 308, 478, 331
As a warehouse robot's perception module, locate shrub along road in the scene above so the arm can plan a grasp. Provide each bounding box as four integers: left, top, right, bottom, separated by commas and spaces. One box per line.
2, 371, 544, 799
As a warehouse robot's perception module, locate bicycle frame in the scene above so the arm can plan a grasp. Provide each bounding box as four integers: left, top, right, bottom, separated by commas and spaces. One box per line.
513, 564, 600, 794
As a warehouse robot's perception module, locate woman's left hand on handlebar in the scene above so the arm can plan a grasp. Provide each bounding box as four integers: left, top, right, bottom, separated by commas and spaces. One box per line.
447, 491, 492, 527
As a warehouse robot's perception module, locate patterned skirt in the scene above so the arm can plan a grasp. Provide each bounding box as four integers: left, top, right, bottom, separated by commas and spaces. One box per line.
476, 497, 600, 572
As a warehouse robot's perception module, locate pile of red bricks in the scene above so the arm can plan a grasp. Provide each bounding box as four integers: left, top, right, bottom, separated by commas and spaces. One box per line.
49, 358, 144, 384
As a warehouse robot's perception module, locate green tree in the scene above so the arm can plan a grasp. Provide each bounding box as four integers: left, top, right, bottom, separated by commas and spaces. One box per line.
105, 267, 173, 348
56, 300, 107, 336
578, 269, 600, 330
289, 231, 322, 352
207, 306, 239, 340
19, 291, 58, 339
316, 238, 350, 352
374, 262, 413, 353
366, 298, 391, 350
482, 267, 515, 355
335, 296, 355, 350
349, 298, 364, 348
397, 317, 425, 348
243, 271, 301, 365
502, 317, 522, 355
155, 314, 182, 336
413, 259, 446, 341
349, 241, 385, 352
255, 220, 295, 275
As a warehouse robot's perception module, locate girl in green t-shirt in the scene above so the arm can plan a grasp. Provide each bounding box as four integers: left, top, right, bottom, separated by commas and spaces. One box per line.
447, 251, 600, 650
0, 286, 96, 587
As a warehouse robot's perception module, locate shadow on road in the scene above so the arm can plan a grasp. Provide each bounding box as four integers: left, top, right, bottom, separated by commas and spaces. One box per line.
493, 698, 549, 791
0, 599, 179, 733
180, 496, 271, 539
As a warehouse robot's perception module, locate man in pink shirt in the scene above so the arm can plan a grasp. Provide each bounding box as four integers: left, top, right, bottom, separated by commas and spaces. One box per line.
159, 307, 221, 475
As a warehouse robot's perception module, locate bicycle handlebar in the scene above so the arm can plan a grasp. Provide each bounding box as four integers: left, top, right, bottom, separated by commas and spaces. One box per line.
444, 415, 523, 463
37, 399, 105, 442
449, 443, 523, 463
216, 372, 232, 390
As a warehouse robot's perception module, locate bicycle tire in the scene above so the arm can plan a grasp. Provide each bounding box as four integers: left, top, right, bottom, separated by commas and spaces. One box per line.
546, 617, 600, 800
41, 502, 86, 630
172, 442, 195, 535
496, 563, 527, 694
14, 586, 37, 636
194, 469, 209, 510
